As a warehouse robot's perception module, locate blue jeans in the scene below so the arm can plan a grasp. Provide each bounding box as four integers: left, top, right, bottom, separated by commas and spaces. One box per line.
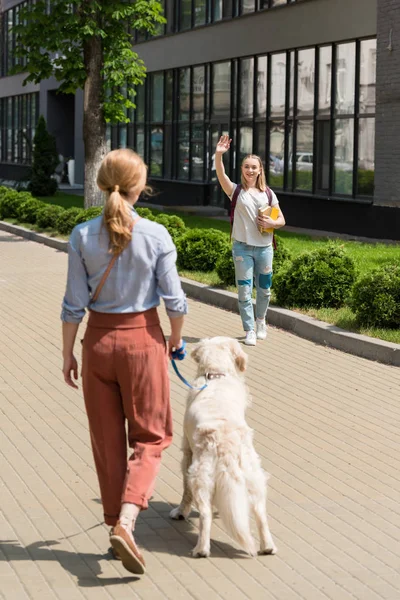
232, 240, 273, 332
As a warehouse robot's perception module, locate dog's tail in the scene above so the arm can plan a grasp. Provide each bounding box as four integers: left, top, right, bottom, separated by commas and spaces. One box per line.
212, 428, 257, 556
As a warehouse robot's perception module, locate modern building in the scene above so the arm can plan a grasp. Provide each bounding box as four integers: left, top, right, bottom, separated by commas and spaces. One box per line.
1, 0, 399, 239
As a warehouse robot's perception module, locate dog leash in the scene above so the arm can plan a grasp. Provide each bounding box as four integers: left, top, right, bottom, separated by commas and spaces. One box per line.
170, 340, 208, 392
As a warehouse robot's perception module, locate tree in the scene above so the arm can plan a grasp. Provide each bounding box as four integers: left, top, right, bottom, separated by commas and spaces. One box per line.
29, 115, 59, 196
13, 1, 165, 207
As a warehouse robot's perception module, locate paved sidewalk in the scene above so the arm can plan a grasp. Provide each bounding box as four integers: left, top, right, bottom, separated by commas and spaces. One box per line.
0, 230, 400, 600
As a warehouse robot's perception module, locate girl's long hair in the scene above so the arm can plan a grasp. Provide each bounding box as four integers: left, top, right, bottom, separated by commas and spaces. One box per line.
97, 149, 150, 255
241, 154, 267, 192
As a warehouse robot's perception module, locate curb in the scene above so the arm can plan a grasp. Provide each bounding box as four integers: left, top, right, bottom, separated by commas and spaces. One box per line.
2, 220, 399, 367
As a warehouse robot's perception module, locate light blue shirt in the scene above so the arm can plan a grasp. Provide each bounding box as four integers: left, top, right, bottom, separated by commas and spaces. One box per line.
61, 210, 188, 324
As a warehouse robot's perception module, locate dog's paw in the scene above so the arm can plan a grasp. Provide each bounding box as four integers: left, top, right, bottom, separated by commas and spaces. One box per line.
259, 545, 278, 555
191, 545, 210, 558
169, 506, 186, 520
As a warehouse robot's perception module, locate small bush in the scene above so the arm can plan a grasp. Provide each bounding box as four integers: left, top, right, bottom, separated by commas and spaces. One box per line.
56, 207, 85, 235
16, 197, 43, 224
351, 264, 400, 328
216, 245, 235, 285
36, 204, 65, 229
76, 206, 103, 224
154, 214, 186, 243
29, 115, 59, 196
273, 235, 292, 274
176, 228, 230, 272
0, 190, 21, 219
274, 243, 356, 309
0, 185, 11, 200
136, 207, 155, 220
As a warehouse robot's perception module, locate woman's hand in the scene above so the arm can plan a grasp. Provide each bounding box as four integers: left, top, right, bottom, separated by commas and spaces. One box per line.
257, 215, 276, 229
216, 135, 232, 155
168, 336, 184, 359
63, 354, 79, 389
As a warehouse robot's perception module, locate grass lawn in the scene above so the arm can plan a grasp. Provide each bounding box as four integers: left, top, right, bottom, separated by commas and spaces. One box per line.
35, 192, 400, 344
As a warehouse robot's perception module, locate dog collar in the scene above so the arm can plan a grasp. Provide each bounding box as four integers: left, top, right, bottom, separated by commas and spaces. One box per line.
205, 372, 226, 380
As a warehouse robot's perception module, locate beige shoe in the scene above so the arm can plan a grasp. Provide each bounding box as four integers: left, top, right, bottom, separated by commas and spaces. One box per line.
110, 521, 146, 575
109, 528, 121, 560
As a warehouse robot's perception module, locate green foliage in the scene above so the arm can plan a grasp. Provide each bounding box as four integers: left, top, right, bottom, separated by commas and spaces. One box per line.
56, 207, 85, 235
153, 214, 186, 243
13, 1, 166, 124
216, 245, 235, 286
135, 207, 156, 220
0, 190, 21, 219
273, 235, 292, 274
36, 204, 65, 229
274, 243, 356, 309
351, 264, 400, 328
176, 229, 230, 272
16, 197, 43, 224
76, 206, 104, 223
28, 116, 59, 197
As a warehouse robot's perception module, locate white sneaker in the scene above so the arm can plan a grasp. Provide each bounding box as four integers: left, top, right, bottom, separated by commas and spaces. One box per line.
256, 319, 268, 340
244, 330, 257, 346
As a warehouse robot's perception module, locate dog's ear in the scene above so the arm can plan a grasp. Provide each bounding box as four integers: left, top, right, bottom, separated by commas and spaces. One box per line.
230, 339, 248, 372
191, 343, 202, 363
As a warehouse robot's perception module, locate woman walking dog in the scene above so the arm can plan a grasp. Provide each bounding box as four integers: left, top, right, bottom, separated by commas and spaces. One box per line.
215, 135, 286, 346
61, 149, 187, 575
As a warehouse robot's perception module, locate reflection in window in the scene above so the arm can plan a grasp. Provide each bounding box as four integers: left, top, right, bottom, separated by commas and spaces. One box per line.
240, 58, 254, 119
359, 39, 376, 114
295, 121, 313, 191
297, 48, 315, 116
335, 42, 356, 115
214, 0, 233, 21
194, 0, 207, 26
179, 68, 191, 121
270, 54, 286, 117
318, 46, 332, 116
165, 71, 173, 121
358, 118, 374, 195
256, 56, 268, 118
193, 66, 205, 121
334, 119, 354, 195
151, 73, 164, 122
239, 126, 253, 163
150, 127, 163, 177
269, 121, 285, 188
255, 123, 266, 165
180, 0, 192, 30
178, 124, 190, 179
212, 62, 231, 118
191, 123, 204, 181
242, 0, 255, 13
0, 93, 39, 164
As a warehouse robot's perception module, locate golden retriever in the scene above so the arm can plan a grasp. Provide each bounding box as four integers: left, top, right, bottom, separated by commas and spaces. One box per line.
170, 337, 277, 558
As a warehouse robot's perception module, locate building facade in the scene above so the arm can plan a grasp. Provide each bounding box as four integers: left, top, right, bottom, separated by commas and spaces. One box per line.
1, 0, 400, 238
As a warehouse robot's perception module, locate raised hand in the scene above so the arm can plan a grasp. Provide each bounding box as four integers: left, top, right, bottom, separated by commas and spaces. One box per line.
216, 135, 232, 155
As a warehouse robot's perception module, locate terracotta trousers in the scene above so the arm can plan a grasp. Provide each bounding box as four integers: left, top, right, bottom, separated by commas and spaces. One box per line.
82, 308, 172, 526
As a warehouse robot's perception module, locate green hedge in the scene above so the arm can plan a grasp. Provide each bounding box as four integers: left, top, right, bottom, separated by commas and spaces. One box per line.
351, 264, 400, 328
176, 228, 230, 272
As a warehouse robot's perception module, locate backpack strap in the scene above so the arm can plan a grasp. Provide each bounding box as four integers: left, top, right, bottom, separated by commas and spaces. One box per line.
230, 184, 241, 240
265, 186, 277, 250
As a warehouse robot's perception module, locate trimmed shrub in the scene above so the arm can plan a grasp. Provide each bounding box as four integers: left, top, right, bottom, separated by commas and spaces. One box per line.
76, 206, 104, 224
0, 189, 21, 219
176, 228, 230, 272
0, 185, 11, 200
216, 245, 235, 285
273, 235, 292, 274
136, 207, 155, 220
36, 204, 65, 229
56, 207, 85, 235
16, 197, 43, 224
29, 115, 59, 197
154, 214, 186, 243
351, 264, 400, 328
274, 243, 356, 309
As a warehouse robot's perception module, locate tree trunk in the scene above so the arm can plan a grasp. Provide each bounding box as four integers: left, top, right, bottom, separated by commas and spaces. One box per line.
83, 36, 106, 208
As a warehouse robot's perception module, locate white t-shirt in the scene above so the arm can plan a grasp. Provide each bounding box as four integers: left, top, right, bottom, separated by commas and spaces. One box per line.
230, 184, 279, 247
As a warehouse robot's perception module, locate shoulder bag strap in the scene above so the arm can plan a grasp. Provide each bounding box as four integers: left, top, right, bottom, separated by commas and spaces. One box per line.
91, 216, 140, 304
265, 187, 277, 250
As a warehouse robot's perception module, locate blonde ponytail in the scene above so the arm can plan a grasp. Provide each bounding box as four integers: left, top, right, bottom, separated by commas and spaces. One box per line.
97, 149, 148, 255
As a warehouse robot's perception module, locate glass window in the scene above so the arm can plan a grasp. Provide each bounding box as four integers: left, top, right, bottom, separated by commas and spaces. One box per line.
271, 0, 287, 5
335, 42, 356, 115
214, 0, 233, 22
242, 0, 255, 14
165, 71, 173, 121
119, 125, 127, 148
315, 120, 331, 193
295, 121, 313, 191
270, 53, 286, 117
289, 51, 295, 117
297, 48, 315, 116
212, 62, 231, 119
358, 117, 374, 195
150, 126, 163, 176
178, 124, 190, 179
191, 124, 204, 181
151, 73, 164, 122
179, 68, 190, 121
136, 125, 145, 158
194, 0, 207, 26
180, 0, 192, 30
318, 46, 332, 116
240, 58, 254, 119
334, 119, 354, 194
255, 122, 266, 164
269, 121, 285, 188
239, 126, 253, 163
359, 39, 376, 114
136, 85, 145, 122
256, 56, 268, 118
193, 66, 205, 121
